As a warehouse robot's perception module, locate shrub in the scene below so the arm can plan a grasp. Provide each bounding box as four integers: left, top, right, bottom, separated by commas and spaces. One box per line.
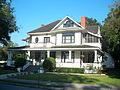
3, 65, 16, 70
34, 70, 38, 74
43, 57, 56, 72
56, 67, 85, 73
14, 58, 26, 68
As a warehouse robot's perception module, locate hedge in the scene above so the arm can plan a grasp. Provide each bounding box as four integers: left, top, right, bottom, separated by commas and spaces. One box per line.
56, 67, 85, 73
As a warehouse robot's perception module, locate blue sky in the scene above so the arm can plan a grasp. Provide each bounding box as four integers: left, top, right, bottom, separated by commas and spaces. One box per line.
10, 0, 114, 46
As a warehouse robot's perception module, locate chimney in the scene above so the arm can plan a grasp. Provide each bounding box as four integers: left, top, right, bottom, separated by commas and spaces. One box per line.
81, 16, 86, 28
41, 24, 44, 27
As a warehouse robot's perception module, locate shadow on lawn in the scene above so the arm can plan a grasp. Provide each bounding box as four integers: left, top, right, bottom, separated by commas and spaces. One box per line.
104, 68, 120, 79
38, 73, 99, 83
12, 73, 99, 84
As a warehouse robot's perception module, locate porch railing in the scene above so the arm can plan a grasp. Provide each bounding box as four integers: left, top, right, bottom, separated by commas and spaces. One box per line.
23, 61, 30, 71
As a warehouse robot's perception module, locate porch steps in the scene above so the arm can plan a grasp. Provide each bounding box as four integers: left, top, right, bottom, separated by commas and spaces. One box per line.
24, 65, 42, 72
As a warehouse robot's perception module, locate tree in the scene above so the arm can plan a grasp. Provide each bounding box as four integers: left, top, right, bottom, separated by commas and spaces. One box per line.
0, 46, 7, 61
85, 17, 101, 26
0, 41, 18, 61
0, 0, 18, 46
101, 0, 120, 68
79, 17, 101, 27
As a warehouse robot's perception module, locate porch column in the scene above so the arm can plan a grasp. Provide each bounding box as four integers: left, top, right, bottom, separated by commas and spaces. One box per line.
47, 50, 50, 58
27, 51, 30, 60
69, 50, 72, 62
94, 50, 97, 63
7, 51, 12, 66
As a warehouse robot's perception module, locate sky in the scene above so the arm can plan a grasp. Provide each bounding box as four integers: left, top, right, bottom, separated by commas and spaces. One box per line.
10, 0, 114, 46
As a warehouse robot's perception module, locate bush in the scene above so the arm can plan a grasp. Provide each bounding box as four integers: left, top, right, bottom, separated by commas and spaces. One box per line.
3, 65, 16, 70
56, 67, 85, 73
14, 58, 26, 68
43, 57, 56, 72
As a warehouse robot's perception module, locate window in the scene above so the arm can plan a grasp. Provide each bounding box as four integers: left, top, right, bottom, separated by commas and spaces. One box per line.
35, 37, 39, 43
63, 19, 74, 27
85, 34, 98, 43
62, 33, 75, 43
44, 37, 50, 43
61, 51, 74, 63
61, 51, 69, 63
82, 51, 94, 63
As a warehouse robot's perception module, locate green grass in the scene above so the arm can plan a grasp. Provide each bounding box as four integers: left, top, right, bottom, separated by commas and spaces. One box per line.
0, 70, 16, 75
12, 73, 120, 86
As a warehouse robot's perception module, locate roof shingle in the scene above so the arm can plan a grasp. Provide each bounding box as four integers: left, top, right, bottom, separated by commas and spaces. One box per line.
86, 26, 98, 34
28, 20, 61, 33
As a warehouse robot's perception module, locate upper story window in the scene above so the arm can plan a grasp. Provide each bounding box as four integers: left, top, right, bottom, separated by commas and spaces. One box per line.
63, 20, 74, 27
44, 37, 50, 43
85, 34, 98, 43
35, 37, 39, 43
62, 32, 75, 44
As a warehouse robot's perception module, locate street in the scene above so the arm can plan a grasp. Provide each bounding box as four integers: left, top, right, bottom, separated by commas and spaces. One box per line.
0, 82, 43, 90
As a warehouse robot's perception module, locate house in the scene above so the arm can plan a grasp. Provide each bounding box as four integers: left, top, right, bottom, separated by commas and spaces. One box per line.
7, 16, 114, 71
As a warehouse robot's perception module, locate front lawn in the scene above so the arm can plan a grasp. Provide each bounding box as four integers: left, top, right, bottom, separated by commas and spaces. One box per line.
0, 70, 16, 75
12, 73, 120, 86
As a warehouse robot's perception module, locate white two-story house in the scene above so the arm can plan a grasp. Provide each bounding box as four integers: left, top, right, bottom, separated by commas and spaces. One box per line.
7, 16, 114, 70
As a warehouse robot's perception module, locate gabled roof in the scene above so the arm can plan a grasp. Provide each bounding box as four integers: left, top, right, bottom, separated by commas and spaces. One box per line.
27, 16, 99, 35
51, 16, 84, 31
86, 26, 99, 34
28, 20, 61, 34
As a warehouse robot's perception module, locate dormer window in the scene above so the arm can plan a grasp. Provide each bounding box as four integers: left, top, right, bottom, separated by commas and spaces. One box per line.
63, 20, 74, 27
35, 37, 39, 43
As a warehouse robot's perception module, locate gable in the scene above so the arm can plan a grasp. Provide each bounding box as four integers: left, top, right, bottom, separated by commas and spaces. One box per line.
51, 16, 84, 31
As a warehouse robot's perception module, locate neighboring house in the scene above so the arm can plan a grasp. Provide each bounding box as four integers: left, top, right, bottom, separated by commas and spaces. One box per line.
7, 16, 114, 71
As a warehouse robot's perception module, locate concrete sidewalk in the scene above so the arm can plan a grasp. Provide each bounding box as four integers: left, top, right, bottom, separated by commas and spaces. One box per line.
4, 78, 120, 90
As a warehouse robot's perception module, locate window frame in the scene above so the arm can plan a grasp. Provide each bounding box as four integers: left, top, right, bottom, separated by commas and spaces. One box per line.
85, 34, 99, 43
44, 37, 50, 43
62, 32, 75, 44
63, 20, 74, 27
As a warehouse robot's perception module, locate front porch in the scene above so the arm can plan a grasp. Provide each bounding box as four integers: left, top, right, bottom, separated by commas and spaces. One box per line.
7, 46, 102, 70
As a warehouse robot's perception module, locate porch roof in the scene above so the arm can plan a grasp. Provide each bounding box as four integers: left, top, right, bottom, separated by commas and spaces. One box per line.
8, 45, 101, 51
51, 45, 98, 48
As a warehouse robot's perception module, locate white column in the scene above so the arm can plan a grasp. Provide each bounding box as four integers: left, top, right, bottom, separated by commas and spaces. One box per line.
7, 51, 12, 66
27, 51, 30, 60
94, 50, 97, 63
69, 50, 72, 62
47, 50, 50, 58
